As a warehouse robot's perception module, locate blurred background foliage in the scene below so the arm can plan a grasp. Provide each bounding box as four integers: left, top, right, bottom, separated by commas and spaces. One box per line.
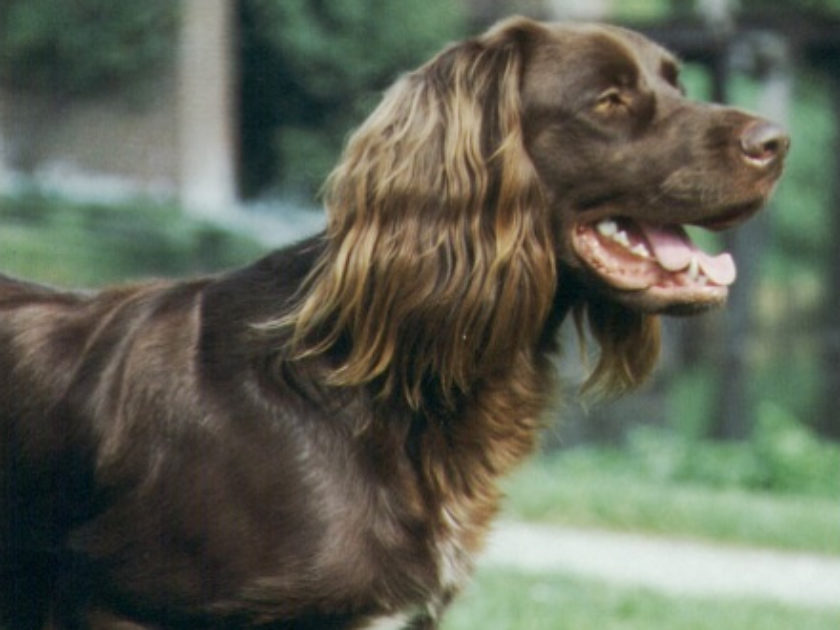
0, 1, 177, 95
237, 0, 466, 195
0, 191, 261, 286
0, 0, 837, 564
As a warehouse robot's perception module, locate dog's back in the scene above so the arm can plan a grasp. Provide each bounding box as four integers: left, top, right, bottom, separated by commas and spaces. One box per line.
0, 240, 439, 628
0, 272, 209, 626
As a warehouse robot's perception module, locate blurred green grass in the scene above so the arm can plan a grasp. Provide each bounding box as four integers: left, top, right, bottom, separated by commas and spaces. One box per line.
503, 460, 839, 554
501, 434, 840, 555
443, 569, 840, 630
0, 191, 265, 287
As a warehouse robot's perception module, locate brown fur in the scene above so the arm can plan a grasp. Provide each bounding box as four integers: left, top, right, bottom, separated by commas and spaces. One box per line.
0, 17, 786, 629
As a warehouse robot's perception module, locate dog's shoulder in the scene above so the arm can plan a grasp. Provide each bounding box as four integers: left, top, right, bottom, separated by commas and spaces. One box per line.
201, 233, 323, 327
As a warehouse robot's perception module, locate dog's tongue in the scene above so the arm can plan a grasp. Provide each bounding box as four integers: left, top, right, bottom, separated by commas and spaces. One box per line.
639, 223, 737, 285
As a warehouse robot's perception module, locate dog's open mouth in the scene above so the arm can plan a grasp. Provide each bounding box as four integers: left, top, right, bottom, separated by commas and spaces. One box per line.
572, 217, 737, 310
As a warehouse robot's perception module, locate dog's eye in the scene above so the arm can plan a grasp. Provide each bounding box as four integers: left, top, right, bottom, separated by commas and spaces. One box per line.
661, 60, 683, 91
594, 88, 627, 114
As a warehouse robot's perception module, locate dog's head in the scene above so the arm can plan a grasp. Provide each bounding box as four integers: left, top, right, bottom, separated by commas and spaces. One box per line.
516, 20, 787, 316
281, 17, 788, 403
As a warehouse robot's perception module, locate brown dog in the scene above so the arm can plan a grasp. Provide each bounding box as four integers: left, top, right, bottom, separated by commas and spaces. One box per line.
0, 17, 787, 629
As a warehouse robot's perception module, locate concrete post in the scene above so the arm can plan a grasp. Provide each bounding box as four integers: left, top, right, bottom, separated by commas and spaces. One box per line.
178, 0, 238, 216
0, 90, 8, 193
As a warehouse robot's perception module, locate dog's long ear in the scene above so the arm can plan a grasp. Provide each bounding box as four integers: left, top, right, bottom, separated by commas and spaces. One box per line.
273, 17, 557, 409
576, 300, 661, 395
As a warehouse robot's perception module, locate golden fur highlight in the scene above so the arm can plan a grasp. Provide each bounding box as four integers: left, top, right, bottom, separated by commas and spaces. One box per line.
576, 301, 661, 395
272, 20, 558, 409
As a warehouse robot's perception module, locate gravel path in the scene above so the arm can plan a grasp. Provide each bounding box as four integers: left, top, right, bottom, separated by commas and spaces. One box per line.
483, 522, 840, 609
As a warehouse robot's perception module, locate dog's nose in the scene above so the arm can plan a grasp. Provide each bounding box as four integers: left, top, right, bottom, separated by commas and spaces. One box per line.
740, 120, 790, 167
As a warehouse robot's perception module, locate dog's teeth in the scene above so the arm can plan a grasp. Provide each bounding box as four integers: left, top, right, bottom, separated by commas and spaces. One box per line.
597, 219, 618, 237
613, 230, 631, 248
688, 255, 700, 281
596, 220, 648, 257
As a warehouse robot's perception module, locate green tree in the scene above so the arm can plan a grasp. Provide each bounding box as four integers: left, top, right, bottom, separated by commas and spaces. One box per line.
0, 1, 177, 95
238, 0, 465, 197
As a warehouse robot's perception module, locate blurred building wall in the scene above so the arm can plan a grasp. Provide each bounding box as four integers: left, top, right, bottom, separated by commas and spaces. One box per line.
1, 76, 180, 200
0, 0, 237, 216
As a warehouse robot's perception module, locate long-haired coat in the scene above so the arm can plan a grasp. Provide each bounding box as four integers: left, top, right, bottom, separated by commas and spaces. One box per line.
0, 17, 787, 630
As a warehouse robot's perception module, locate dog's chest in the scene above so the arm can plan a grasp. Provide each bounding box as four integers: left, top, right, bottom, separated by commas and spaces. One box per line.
433, 505, 477, 594
368, 513, 478, 628
359, 476, 491, 625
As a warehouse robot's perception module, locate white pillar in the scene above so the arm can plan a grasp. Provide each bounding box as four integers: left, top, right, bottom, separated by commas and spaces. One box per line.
178, 0, 238, 216
0, 90, 8, 193
697, 0, 737, 24
547, 0, 609, 20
